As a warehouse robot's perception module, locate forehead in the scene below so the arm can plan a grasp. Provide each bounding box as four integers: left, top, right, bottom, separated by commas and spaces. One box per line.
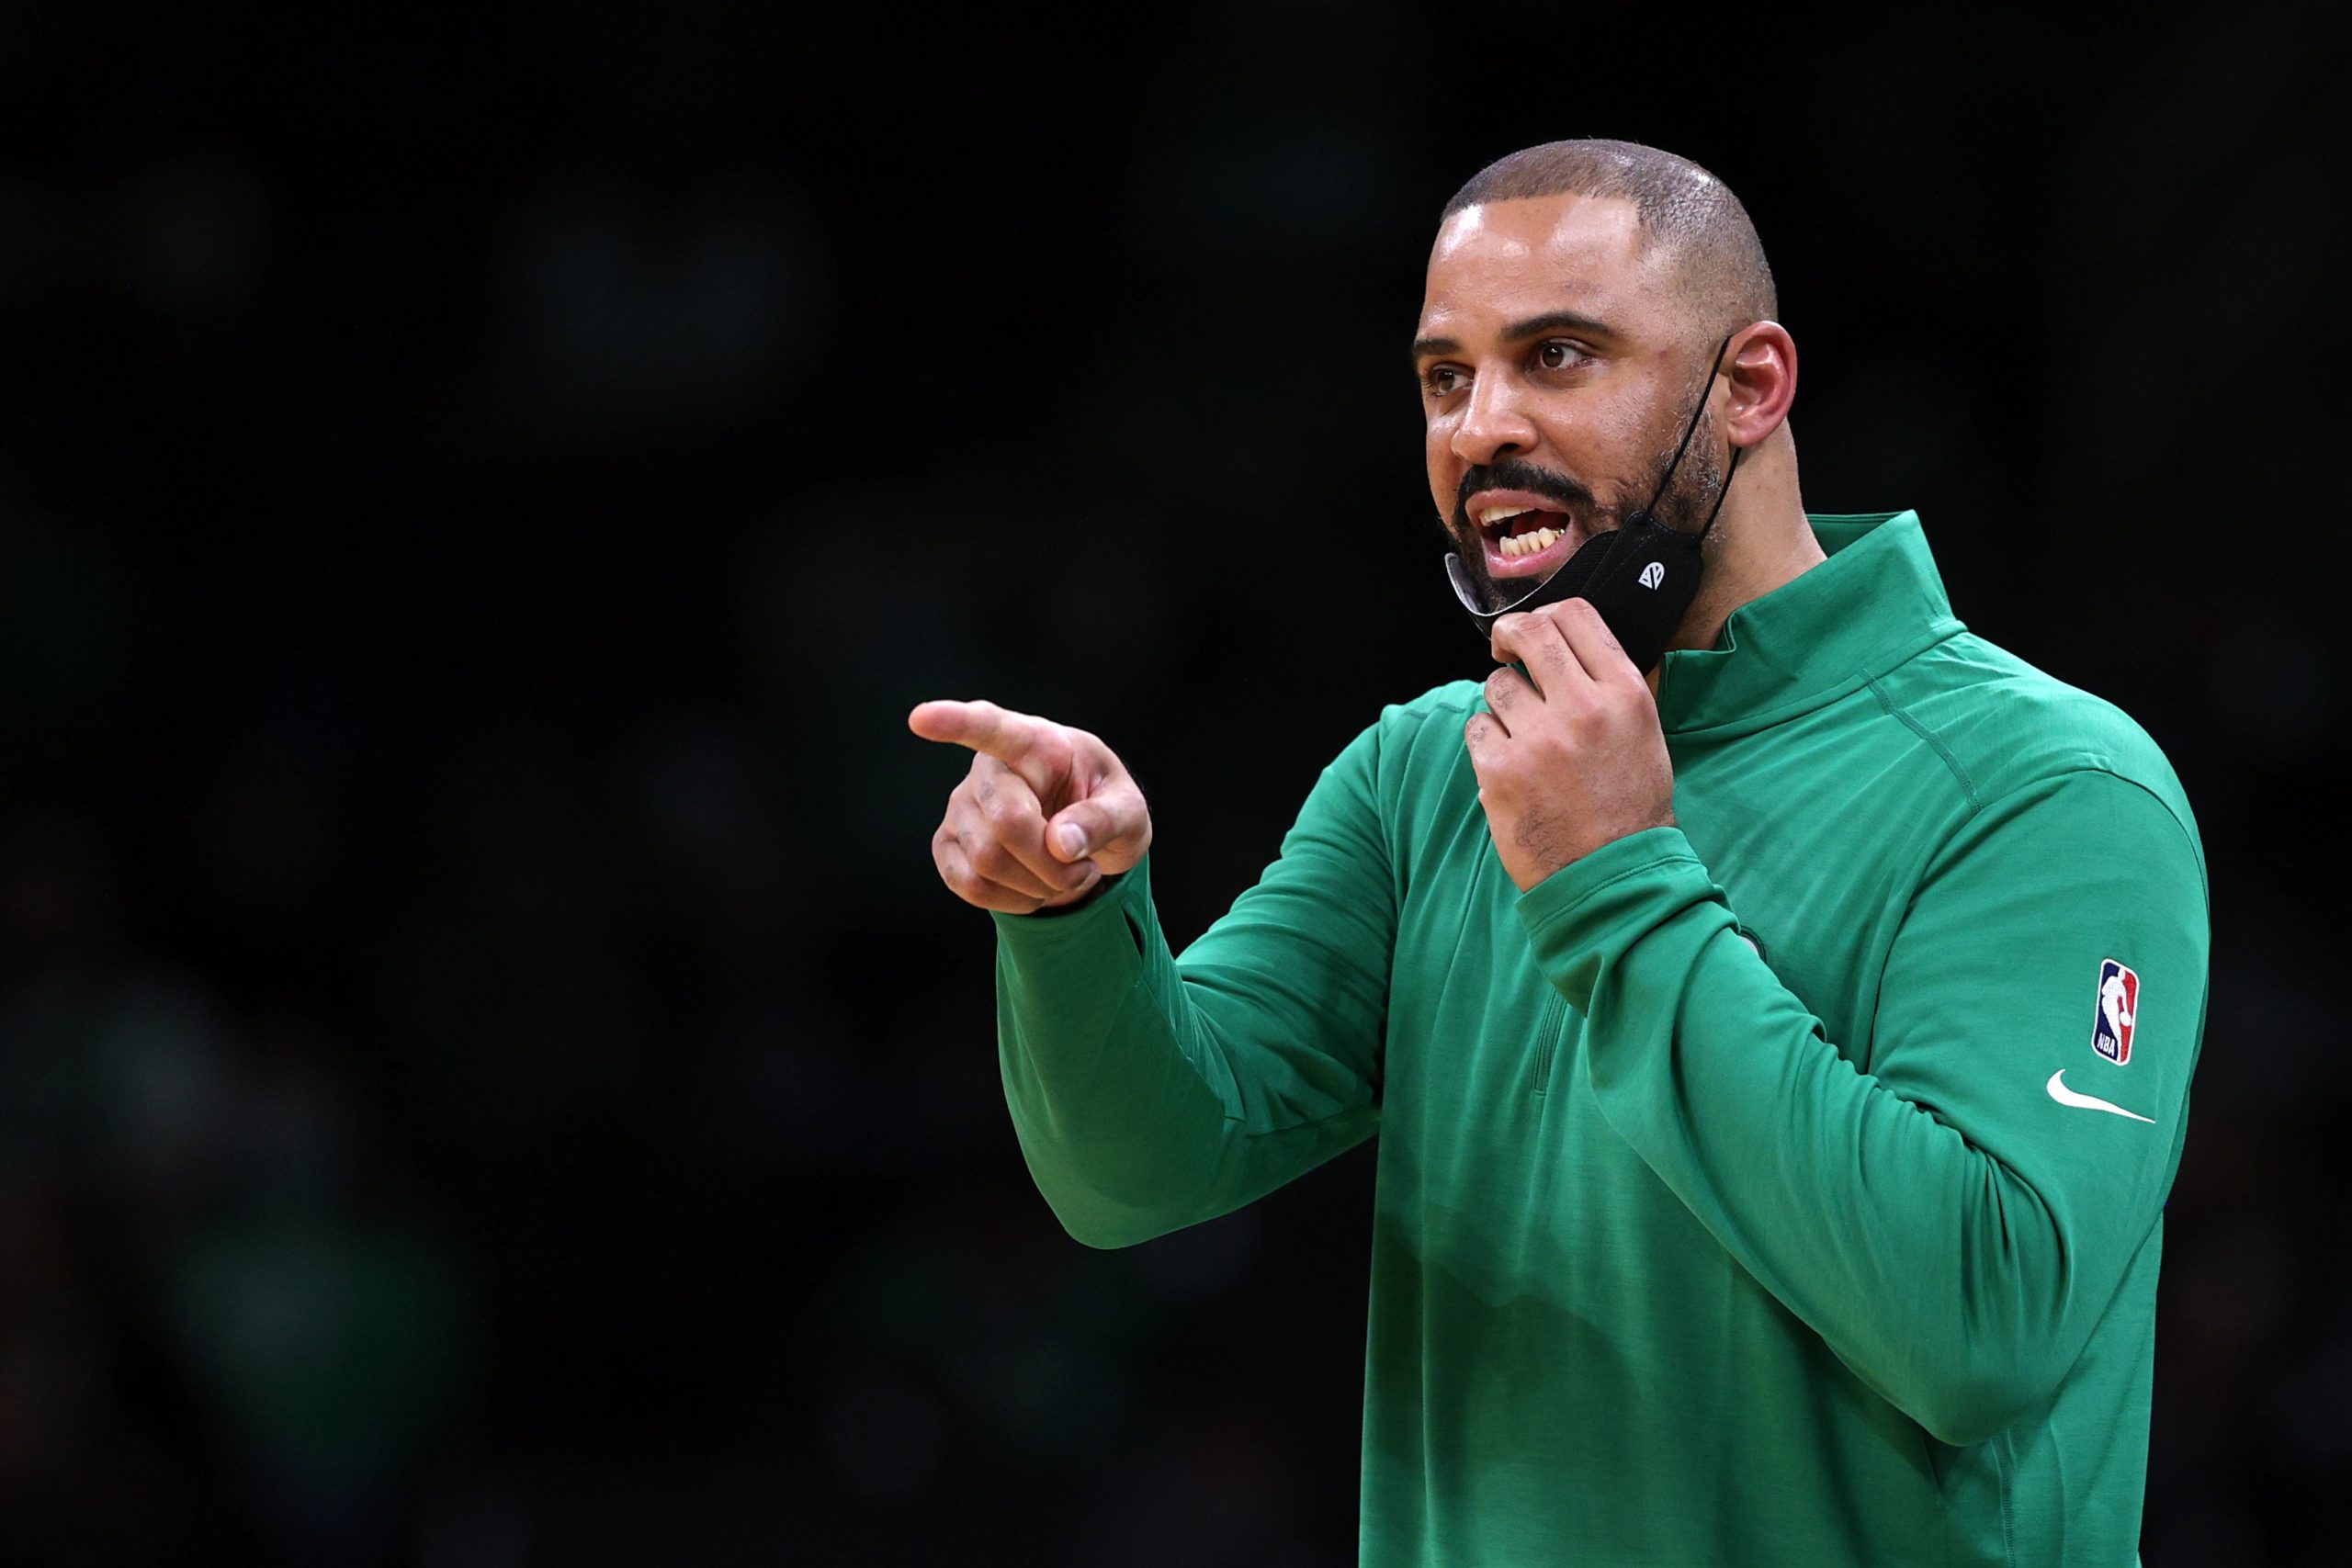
1417, 193, 1662, 338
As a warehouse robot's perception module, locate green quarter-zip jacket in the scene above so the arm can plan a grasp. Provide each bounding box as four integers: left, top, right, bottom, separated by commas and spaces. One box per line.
989, 512, 2207, 1567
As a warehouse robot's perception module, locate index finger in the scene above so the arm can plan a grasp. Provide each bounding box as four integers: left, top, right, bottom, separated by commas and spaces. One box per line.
908, 699, 1052, 763
1489, 611, 1588, 697
1545, 598, 1641, 686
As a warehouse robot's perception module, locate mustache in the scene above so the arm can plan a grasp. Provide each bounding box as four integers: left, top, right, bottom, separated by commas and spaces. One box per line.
1451, 458, 1599, 533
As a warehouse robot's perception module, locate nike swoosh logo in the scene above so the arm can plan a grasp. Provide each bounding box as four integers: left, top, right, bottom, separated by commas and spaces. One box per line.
2045, 1069, 2154, 1123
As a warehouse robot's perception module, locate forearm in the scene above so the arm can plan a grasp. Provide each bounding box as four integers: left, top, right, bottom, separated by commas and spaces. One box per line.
994, 857, 1228, 1246
995, 854, 1381, 1248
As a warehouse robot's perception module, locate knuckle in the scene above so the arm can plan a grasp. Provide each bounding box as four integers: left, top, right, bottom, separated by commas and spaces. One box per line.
968, 840, 1013, 878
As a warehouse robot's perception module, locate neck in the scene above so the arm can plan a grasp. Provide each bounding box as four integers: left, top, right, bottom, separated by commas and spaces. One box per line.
1646, 431, 1821, 694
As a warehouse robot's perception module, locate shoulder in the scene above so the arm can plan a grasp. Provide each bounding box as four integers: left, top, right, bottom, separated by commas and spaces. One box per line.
1359, 680, 1485, 762
1380, 679, 1486, 730
1309, 681, 1484, 808
1880, 632, 2199, 850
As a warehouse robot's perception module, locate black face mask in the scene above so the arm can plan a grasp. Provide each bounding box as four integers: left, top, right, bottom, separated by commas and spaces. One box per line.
1442, 334, 1742, 672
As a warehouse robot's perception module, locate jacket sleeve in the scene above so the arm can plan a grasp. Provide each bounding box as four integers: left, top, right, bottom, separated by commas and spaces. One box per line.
1518, 768, 2207, 1446
990, 720, 1394, 1248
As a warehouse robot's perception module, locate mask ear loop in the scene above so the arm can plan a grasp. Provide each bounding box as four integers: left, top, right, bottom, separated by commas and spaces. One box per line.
1692, 331, 1749, 539
1630, 332, 1736, 525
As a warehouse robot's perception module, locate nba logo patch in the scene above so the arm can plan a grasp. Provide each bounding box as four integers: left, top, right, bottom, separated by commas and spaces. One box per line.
2092, 959, 2139, 1065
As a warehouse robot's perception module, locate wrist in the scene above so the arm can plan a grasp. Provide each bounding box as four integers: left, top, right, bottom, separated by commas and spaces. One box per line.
1035, 869, 1119, 915
1511, 809, 1678, 893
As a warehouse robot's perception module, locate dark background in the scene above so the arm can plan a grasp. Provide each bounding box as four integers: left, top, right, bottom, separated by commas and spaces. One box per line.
2, 2, 2345, 1562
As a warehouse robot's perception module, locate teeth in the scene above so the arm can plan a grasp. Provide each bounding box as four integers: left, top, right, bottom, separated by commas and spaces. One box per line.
1498, 526, 1563, 558
1478, 503, 1536, 527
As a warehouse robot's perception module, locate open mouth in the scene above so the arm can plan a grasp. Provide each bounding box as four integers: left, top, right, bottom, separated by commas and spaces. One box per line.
1469, 491, 1579, 579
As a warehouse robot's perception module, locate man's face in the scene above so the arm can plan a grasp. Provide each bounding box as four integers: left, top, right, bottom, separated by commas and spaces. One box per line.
1413, 194, 1723, 600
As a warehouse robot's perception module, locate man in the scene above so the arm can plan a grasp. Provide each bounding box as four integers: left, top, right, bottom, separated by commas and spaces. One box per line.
910, 140, 2206, 1566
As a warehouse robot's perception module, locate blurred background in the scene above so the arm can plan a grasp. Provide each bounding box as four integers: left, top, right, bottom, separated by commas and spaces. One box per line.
1, 1, 2345, 1562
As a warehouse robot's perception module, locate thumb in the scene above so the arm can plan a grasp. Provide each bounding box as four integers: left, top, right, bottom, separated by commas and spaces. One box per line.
1045, 804, 1104, 863
1046, 791, 1145, 866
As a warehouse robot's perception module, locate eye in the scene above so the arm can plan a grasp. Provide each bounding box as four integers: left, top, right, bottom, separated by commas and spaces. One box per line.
1535, 340, 1592, 371
1421, 364, 1467, 397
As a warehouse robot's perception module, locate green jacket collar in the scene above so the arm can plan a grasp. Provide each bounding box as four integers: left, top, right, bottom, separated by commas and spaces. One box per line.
1656, 510, 1965, 739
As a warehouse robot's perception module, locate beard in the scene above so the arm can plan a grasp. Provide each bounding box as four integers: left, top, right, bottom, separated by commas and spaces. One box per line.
1442, 408, 1730, 607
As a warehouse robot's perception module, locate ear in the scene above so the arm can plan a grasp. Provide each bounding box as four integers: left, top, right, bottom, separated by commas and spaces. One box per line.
1720, 321, 1796, 447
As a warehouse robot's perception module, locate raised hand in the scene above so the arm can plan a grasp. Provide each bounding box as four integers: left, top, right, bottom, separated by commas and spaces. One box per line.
909, 700, 1154, 914
1464, 598, 1678, 891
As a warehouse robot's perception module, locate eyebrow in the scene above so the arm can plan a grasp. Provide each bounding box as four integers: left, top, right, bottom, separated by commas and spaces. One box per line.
1411, 310, 1619, 363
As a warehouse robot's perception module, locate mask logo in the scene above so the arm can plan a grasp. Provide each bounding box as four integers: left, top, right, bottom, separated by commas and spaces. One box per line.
2092, 959, 2139, 1065
1638, 561, 1666, 590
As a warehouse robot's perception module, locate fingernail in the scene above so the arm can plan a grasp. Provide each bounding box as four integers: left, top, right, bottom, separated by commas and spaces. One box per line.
1056, 825, 1086, 858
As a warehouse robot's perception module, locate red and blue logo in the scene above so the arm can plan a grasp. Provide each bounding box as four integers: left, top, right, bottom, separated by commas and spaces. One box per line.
2092, 959, 2139, 1065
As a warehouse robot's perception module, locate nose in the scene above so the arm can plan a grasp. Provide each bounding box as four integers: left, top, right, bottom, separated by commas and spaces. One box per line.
1451, 367, 1538, 468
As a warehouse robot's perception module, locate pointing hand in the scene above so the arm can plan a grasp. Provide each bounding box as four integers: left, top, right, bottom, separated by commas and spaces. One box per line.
909, 700, 1153, 914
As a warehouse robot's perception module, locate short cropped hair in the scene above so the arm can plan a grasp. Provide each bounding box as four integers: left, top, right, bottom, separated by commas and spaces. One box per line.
1444, 140, 1778, 339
